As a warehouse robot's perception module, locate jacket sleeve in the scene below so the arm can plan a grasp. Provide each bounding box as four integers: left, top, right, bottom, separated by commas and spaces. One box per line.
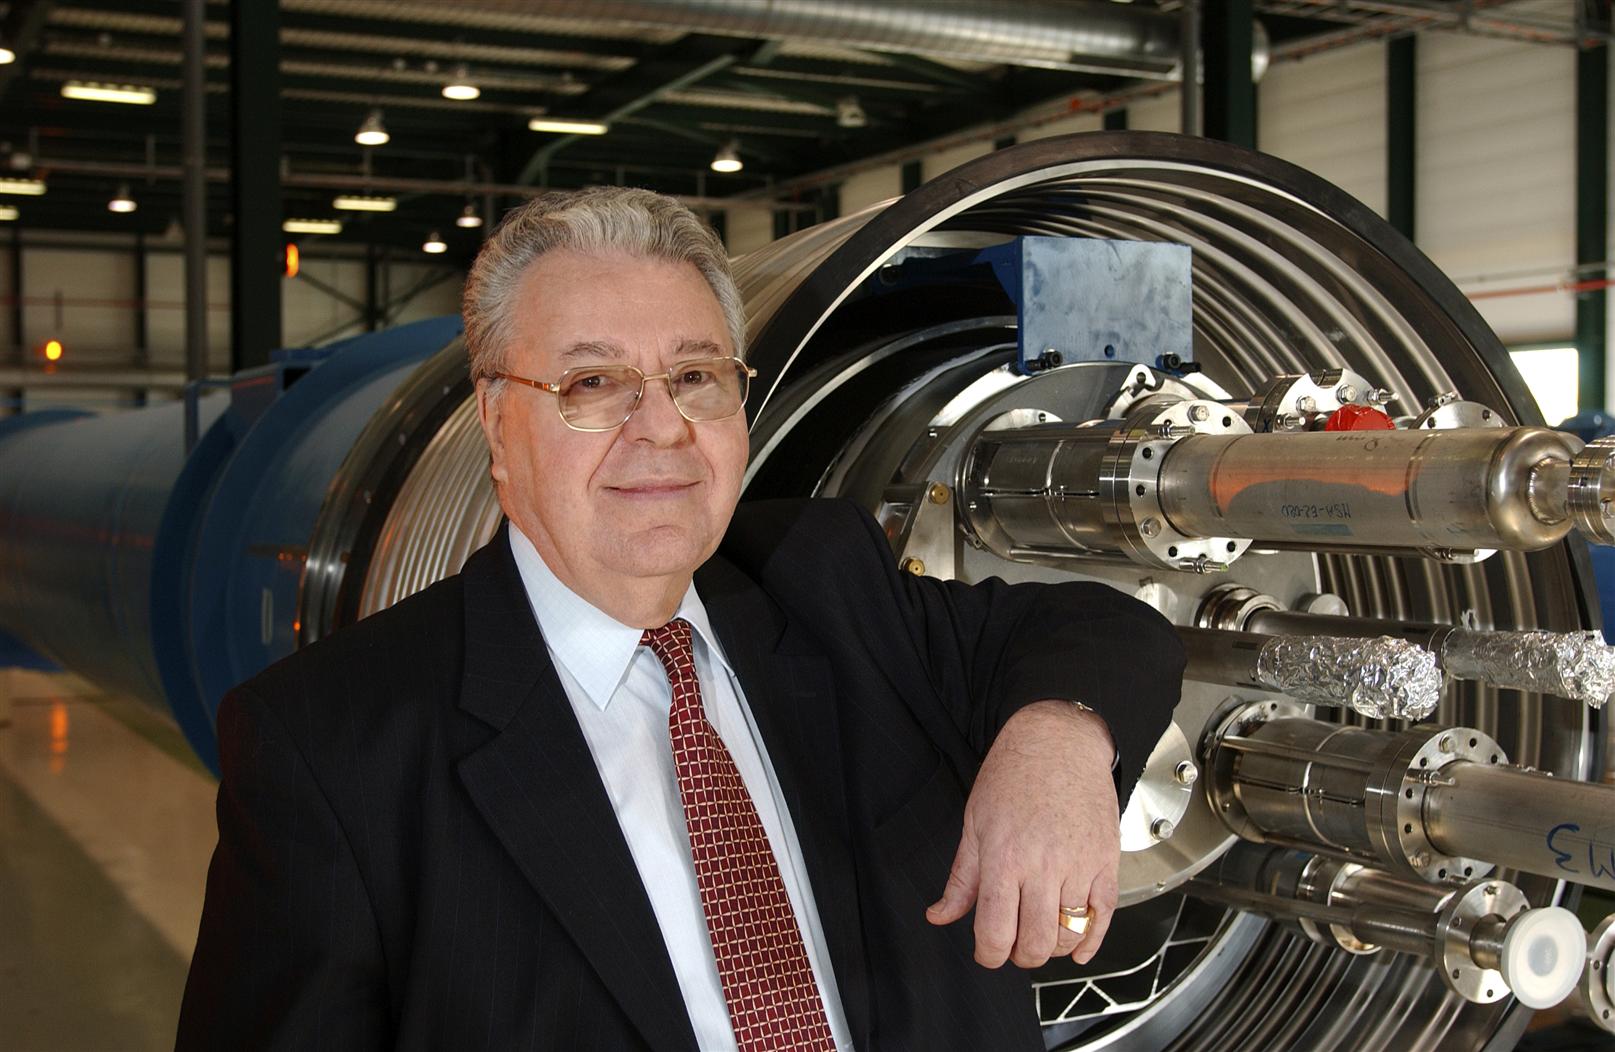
748, 498, 1185, 809
175, 686, 389, 1051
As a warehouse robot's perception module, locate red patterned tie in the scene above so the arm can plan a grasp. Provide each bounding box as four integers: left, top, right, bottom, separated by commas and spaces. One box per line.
642, 619, 837, 1051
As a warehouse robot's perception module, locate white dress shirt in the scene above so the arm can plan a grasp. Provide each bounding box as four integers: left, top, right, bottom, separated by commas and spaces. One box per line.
507, 525, 853, 1052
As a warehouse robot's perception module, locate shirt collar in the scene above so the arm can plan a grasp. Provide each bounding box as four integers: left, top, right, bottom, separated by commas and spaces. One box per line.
506, 524, 734, 710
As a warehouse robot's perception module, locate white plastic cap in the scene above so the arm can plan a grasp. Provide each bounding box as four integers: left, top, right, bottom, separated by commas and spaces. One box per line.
1499, 907, 1586, 1009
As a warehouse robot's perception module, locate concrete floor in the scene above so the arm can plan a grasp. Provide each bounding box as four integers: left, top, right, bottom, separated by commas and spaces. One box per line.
0, 669, 215, 1051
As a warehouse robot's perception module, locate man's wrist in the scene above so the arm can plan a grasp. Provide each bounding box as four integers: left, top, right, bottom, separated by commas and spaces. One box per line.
1063, 701, 1119, 771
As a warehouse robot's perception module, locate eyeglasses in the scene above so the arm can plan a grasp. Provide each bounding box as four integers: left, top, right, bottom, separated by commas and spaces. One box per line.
491, 355, 758, 433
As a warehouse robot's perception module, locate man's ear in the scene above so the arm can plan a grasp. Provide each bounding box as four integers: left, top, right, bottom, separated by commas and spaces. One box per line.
474, 379, 510, 485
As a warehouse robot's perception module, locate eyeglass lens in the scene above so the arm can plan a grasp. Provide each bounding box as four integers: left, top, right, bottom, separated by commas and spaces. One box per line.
557, 357, 750, 430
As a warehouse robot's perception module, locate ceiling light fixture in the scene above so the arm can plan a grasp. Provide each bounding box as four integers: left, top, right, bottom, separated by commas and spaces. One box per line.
283, 217, 344, 234
455, 202, 483, 229
0, 38, 15, 65
354, 108, 390, 146
107, 183, 137, 213
61, 81, 156, 105
422, 231, 448, 254
332, 194, 397, 212
0, 205, 17, 221
710, 140, 743, 174
442, 64, 480, 101
527, 117, 609, 135
835, 95, 868, 129
0, 177, 46, 196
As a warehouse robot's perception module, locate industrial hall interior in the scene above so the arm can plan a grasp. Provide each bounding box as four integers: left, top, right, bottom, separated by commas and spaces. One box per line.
4, 0, 1615, 1049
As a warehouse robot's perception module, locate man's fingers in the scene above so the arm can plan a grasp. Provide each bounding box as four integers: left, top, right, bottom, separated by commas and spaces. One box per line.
926, 831, 981, 925
1011, 875, 1061, 968
1070, 873, 1117, 965
1051, 875, 1088, 958
970, 858, 1020, 968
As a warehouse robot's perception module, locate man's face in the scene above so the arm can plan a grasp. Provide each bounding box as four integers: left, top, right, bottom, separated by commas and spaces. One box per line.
476, 249, 749, 607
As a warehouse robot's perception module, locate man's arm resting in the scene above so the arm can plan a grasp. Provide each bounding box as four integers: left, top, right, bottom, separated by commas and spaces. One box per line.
927, 700, 1123, 969
176, 687, 389, 1051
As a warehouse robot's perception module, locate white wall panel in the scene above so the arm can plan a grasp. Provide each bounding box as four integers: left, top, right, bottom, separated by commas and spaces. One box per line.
1127, 91, 1181, 133
1017, 110, 1103, 142
21, 249, 139, 364
1259, 41, 1387, 217
725, 205, 775, 255
839, 163, 902, 214
921, 139, 993, 181
143, 252, 233, 371
1417, 33, 1575, 345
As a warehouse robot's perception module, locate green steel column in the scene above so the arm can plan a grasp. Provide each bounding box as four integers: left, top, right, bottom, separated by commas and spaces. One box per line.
1203, 0, 1255, 148
1577, 31, 1609, 411
1387, 36, 1417, 240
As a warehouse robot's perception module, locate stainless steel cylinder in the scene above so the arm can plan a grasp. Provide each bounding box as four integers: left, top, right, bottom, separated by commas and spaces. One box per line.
1423, 762, 1615, 893
1211, 713, 1501, 884
1158, 426, 1584, 555
1214, 713, 1615, 892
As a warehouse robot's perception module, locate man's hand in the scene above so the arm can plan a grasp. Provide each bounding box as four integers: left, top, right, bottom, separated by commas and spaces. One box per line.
925, 700, 1119, 969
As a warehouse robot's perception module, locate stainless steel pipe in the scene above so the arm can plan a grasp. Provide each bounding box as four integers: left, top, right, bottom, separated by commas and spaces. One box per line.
1191, 846, 1586, 1008
1157, 427, 1585, 556
1180, 626, 1442, 719
1212, 714, 1615, 892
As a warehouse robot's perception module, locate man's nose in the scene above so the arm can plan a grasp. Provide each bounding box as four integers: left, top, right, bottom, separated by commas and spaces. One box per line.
623, 374, 692, 443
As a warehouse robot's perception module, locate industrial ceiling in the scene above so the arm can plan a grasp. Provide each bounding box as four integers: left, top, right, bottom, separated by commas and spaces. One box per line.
0, 0, 1605, 257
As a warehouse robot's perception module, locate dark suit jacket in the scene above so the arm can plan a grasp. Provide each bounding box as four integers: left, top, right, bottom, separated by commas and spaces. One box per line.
176, 498, 1183, 1051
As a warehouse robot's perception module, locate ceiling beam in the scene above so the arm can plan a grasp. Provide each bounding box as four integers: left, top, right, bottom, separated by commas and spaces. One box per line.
516, 34, 767, 184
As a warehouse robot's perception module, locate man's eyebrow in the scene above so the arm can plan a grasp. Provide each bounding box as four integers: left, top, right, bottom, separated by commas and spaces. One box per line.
673, 338, 727, 358
559, 340, 626, 361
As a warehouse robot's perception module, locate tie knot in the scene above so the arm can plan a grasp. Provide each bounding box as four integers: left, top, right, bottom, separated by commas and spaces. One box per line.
641, 617, 694, 667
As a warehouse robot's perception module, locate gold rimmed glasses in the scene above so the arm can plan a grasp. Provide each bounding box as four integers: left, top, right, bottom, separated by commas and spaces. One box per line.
491, 356, 758, 433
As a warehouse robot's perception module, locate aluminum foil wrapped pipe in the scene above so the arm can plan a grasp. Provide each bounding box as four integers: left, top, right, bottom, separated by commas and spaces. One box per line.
1243, 610, 1615, 710
1179, 626, 1443, 720
1158, 426, 1587, 554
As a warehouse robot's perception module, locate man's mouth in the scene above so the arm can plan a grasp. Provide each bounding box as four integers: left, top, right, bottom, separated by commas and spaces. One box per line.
605, 479, 700, 496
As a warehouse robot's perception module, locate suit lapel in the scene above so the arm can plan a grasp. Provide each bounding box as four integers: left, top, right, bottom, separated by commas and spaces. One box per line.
695, 556, 873, 1050
454, 527, 698, 1052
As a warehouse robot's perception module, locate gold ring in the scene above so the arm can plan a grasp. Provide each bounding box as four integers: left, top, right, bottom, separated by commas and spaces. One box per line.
1058, 904, 1092, 936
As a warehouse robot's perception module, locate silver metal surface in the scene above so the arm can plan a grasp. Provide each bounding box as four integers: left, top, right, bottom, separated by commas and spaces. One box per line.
1157, 426, 1586, 558
1438, 629, 1615, 710
1583, 914, 1615, 1033
1423, 761, 1615, 894
1212, 714, 1501, 885
453, 0, 1199, 77
1567, 435, 1615, 545
1251, 633, 1442, 720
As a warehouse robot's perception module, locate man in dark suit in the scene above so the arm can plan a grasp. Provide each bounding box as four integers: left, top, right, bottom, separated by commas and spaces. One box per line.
177, 187, 1183, 1051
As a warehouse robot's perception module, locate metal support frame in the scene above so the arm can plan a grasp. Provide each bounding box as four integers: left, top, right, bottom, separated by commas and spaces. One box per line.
1180, 0, 1203, 137
1202, 0, 1257, 148
1387, 35, 1417, 240
181, 0, 208, 382
6, 225, 21, 415
1577, 26, 1609, 412
229, 0, 283, 371
133, 234, 149, 408
364, 242, 381, 333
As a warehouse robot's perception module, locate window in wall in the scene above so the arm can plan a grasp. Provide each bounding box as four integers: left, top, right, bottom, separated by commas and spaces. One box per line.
1507, 345, 1580, 425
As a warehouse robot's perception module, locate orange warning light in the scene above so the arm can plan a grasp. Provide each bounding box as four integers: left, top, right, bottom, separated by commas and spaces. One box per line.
43, 339, 63, 361
284, 243, 300, 278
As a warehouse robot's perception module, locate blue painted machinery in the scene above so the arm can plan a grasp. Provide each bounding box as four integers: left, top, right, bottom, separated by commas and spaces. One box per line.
0, 316, 462, 770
